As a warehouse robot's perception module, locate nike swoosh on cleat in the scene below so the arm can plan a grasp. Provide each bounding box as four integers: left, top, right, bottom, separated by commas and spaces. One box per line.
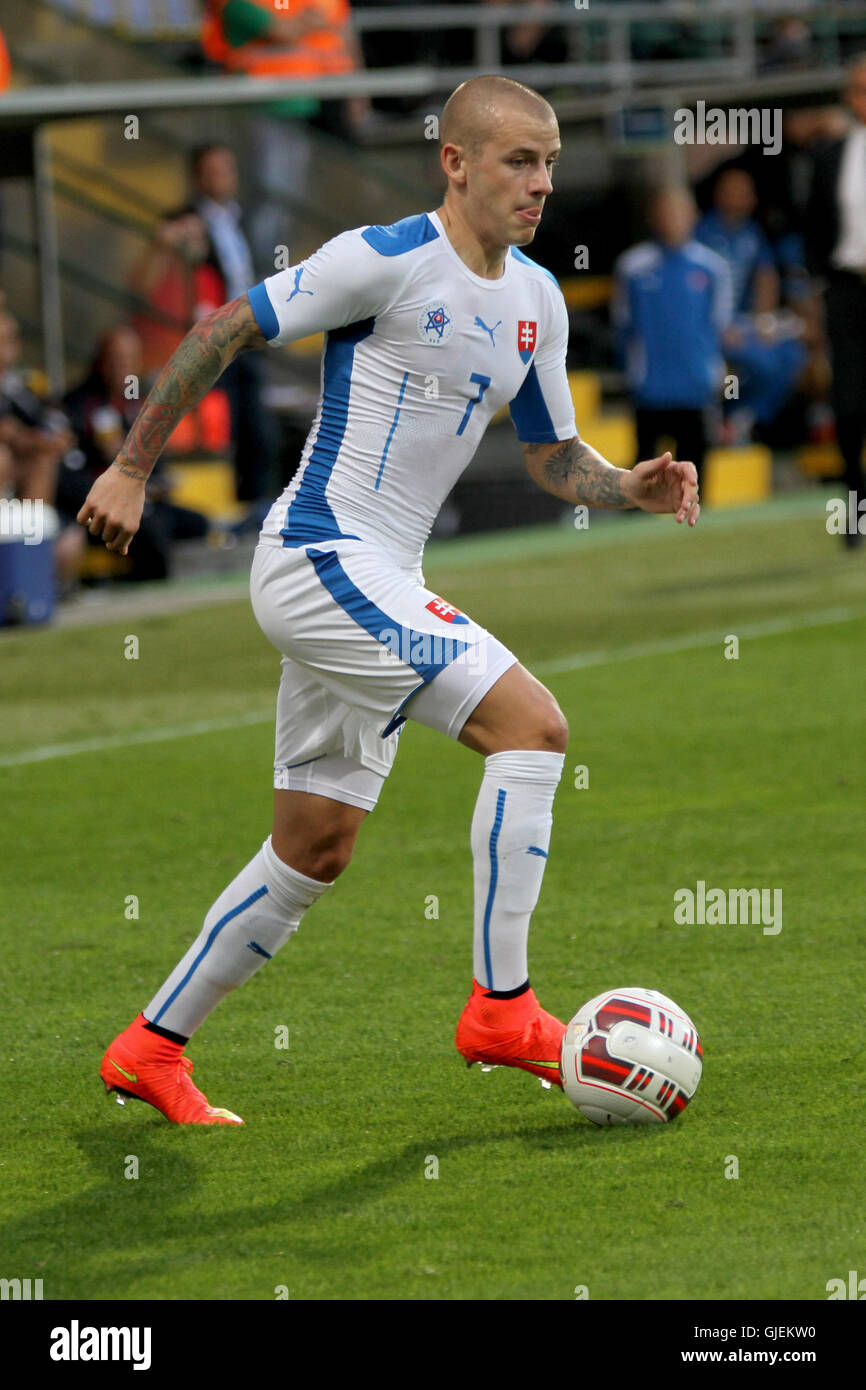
517, 1058, 561, 1069
108, 1058, 138, 1084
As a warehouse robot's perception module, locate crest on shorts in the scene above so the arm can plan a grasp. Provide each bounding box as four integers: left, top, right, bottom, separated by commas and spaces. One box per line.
517, 320, 537, 363
426, 596, 469, 625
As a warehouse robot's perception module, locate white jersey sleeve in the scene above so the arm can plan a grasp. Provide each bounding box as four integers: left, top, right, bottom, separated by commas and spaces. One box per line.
247, 228, 393, 345
507, 279, 577, 443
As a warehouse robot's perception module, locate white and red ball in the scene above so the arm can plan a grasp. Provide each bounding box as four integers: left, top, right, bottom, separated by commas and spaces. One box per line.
561, 987, 702, 1125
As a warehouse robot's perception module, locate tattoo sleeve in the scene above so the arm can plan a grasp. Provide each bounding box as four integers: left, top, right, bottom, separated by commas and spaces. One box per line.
523, 436, 630, 509
116, 296, 264, 481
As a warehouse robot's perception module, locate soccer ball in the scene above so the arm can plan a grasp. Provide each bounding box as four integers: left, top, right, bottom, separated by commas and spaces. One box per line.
560, 987, 702, 1125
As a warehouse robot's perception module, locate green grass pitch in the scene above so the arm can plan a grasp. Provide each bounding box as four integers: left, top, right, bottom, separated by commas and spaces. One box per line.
1, 491, 864, 1301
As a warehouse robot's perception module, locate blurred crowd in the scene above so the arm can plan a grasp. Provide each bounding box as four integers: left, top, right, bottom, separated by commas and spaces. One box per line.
3, 2, 866, 615
0, 141, 275, 595
612, 56, 866, 541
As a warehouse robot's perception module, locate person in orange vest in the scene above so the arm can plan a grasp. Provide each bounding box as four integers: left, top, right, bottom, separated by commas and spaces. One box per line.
0, 29, 11, 92
202, 1, 355, 84
201, 1, 367, 265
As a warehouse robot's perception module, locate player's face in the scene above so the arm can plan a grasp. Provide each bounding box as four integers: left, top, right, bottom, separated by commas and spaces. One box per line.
471, 116, 560, 247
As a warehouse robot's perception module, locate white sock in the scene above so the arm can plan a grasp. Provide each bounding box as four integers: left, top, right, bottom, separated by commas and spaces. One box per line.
471, 750, 565, 992
143, 836, 331, 1038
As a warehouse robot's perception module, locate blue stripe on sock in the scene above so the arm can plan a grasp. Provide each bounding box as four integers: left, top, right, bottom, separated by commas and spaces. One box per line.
482, 789, 507, 990
526, 845, 548, 858
152, 884, 269, 1024
247, 940, 273, 960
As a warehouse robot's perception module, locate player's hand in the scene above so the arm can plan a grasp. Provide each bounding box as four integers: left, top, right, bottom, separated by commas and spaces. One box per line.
76, 461, 146, 555
623, 451, 700, 527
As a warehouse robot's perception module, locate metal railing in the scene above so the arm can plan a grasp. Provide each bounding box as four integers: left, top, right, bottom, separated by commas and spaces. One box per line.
29, 2, 866, 84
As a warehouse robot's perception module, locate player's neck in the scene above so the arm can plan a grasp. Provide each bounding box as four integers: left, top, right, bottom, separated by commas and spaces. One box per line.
435, 204, 508, 280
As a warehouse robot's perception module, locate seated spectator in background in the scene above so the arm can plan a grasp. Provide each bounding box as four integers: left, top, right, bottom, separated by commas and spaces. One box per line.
0, 307, 85, 591
613, 187, 733, 492
696, 169, 807, 443
0, 309, 73, 505
489, 0, 568, 70
761, 16, 814, 73
695, 169, 778, 316
58, 326, 209, 585
184, 143, 277, 513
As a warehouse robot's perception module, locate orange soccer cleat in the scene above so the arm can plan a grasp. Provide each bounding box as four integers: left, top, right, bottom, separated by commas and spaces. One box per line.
100, 1014, 243, 1126
455, 980, 566, 1088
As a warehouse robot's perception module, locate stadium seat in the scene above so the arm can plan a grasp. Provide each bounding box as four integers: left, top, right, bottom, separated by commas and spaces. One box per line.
794, 442, 865, 479
568, 370, 601, 423
168, 458, 246, 523
704, 445, 772, 508
583, 415, 637, 469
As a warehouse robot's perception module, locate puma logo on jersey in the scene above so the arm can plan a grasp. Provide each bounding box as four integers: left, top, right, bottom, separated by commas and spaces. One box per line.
475, 315, 501, 347
286, 267, 314, 303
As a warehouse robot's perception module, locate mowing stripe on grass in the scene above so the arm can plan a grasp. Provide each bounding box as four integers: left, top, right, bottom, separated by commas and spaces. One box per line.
534, 603, 866, 676
0, 709, 273, 768
2, 603, 864, 770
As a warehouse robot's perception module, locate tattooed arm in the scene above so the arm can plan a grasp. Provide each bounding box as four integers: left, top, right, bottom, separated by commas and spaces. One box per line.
523, 437, 701, 525
523, 436, 631, 508
77, 296, 265, 553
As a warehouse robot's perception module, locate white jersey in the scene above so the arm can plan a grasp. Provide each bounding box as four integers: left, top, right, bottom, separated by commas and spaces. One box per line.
248, 209, 576, 569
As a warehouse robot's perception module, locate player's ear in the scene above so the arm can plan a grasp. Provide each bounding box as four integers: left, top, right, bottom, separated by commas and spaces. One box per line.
441, 142, 468, 186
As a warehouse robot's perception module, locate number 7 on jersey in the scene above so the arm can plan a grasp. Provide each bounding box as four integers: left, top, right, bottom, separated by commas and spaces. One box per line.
456, 373, 492, 436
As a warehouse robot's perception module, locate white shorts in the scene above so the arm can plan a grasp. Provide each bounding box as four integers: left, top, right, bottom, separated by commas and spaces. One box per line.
250, 538, 517, 810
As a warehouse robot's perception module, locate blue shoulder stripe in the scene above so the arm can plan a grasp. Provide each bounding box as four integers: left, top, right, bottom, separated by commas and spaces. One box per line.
361, 213, 438, 257
510, 245, 560, 288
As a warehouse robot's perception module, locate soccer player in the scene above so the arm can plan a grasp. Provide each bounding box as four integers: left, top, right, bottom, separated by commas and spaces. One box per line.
79, 76, 699, 1125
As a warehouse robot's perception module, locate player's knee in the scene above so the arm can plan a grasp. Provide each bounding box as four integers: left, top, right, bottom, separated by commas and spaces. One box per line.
537, 701, 569, 753
294, 831, 356, 883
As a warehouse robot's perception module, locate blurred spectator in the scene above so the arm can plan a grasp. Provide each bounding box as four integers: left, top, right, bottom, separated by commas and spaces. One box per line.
696, 170, 808, 444
434, 0, 567, 73
487, 0, 568, 69
352, 0, 427, 114
805, 54, 866, 548
0, 309, 73, 505
128, 209, 231, 454
0, 27, 10, 91
761, 17, 814, 72
201, 1, 364, 265
0, 306, 84, 591
695, 169, 778, 316
613, 188, 733, 492
58, 327, 209, 584
183, 143, 277, 510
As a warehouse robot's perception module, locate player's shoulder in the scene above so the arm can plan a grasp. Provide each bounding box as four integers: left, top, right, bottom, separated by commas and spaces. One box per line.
614, 240, 662, 277
508, 245, 563, 300
508, 247, 568, 335
357, 211, 441, 259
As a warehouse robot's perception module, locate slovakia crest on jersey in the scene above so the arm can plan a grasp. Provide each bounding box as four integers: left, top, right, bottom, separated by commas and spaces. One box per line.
425, 597, 469, 625
517, 320, 537, 364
